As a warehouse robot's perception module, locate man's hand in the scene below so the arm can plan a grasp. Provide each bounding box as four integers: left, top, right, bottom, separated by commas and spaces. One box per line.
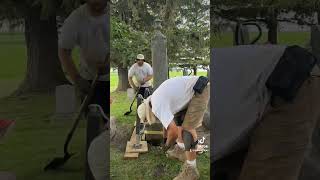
165, 122, 178, 147
139, 78, 146, 85
141, 75, 152, 86
74, 76, 91, 95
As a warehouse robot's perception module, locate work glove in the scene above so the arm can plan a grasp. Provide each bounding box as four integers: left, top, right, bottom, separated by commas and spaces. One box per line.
74, 76, 91, 95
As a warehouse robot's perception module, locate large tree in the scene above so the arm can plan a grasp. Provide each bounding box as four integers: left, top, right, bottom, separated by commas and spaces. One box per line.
0, 0, 86, 95
169, 0, 210, 75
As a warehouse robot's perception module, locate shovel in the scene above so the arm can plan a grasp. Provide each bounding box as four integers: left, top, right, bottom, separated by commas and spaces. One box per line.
124, 87, 140, 116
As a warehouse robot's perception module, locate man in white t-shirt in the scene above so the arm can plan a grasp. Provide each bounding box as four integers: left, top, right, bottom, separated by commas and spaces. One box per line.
137, 76, 210, 180
128, 54, 153, 98
58, 0, 109, 179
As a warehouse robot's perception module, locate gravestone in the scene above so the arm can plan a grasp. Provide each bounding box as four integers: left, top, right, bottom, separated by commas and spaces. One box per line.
110, 116, 117, 140
151, 19, 168, 90
127, 88, 135, 101
183, 68, 188, 76
233, 23, 250, 45
0, 172, 16, 180
202, 98, 210, 130
53, 84, 76, 121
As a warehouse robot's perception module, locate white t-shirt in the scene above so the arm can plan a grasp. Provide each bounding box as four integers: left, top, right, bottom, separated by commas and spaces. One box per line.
151, 76, 199, 129
59, 4, 109, 81
128, 62, 153, 87
212, 45, 286, 161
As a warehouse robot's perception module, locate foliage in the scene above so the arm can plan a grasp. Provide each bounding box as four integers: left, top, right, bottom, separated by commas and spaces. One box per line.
170, 0, 210, 66
212, 0, 320, 26
111, 16, 151, 68
0, 0, 84, 23
111, 0, 210, 69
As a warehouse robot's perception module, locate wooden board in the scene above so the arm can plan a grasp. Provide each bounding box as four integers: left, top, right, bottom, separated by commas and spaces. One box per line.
123, 152, 139, 159
130, 128, 137, 142
144, 130, 163, 135
124, 126, 148, 160
125, 141, 148, 153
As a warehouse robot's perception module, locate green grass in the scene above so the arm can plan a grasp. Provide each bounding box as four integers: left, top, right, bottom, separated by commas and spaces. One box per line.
0, 33, 86, 180
212, 32, 310, 48
110, 147, 210, 180
0, 94, 87, 180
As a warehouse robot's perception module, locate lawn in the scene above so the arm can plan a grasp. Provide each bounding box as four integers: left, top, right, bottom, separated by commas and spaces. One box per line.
0, 31, 311, 180
0, 33, 87, 180
212, 31, 310, 48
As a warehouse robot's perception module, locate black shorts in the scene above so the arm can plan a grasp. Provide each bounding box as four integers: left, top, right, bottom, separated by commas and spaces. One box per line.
137, 86, 152, 98
85, 81, 109, 123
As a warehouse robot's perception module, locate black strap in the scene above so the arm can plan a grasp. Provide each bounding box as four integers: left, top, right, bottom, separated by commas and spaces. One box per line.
191, 140, 199, 150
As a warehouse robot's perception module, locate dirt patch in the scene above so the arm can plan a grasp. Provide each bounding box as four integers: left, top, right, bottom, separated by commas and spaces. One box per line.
110, 117, 132, 151
153, 163, 166, 177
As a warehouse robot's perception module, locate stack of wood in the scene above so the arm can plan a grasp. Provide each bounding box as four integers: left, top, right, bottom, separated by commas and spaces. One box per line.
123, 122, 148, 159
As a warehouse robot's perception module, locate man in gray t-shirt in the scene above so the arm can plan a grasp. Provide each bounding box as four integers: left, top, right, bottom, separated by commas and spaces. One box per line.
58, 1, 109, 180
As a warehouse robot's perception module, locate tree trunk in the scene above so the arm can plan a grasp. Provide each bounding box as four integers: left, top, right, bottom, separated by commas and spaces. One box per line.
116, 65, 129, 91
193, 66, 197, 76
267, 9, 278, 44
14, 6, 68, 95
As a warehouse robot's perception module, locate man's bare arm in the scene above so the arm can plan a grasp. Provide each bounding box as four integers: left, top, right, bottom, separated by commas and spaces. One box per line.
128, 77, 138, 90
144, 75, 153, 82
58, 48, 80, 82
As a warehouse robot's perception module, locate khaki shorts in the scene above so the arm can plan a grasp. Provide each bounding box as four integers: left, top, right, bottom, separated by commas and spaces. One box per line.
182, 83, 210, 129
239, 77, 320, 180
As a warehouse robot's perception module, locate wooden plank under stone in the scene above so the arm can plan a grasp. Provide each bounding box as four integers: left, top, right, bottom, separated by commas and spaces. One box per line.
123, 152, 139, 159
125, 141, 148, 153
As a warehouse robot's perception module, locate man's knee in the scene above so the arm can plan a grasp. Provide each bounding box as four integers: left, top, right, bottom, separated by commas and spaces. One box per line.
182, 129, 198, 151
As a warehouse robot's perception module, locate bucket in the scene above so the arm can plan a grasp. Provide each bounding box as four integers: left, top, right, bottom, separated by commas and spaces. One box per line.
127, 88, 135, 101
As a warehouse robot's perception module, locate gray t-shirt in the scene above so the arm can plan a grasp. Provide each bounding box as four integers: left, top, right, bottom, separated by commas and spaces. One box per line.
128, 62, 153, 87
211, 45, 286, 161
59, 4, 108, 81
